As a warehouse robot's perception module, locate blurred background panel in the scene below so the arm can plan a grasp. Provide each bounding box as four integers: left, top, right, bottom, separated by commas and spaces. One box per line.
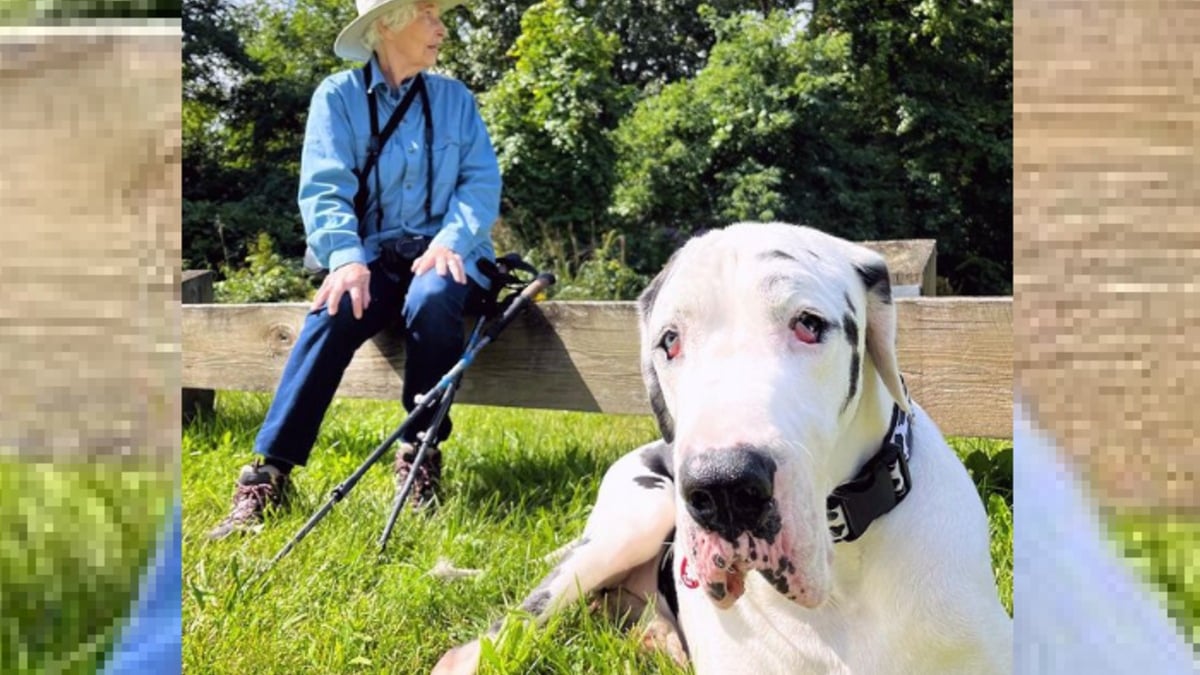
0, 0, 180, 23
1014, 0, 1200, 511
0, 26, 180, 466
0, 20, 180, 674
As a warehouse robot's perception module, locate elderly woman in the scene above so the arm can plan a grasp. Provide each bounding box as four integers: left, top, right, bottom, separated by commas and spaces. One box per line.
209, 0, 501, 539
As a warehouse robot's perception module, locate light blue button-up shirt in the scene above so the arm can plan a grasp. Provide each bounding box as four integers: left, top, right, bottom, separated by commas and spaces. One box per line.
299, 56, 501, 287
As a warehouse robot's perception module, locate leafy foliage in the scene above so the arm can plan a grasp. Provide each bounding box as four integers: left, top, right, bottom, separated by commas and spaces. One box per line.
214, 232, 314, 303
0, 0, 178, 21
183, 0, 348, 272
481, 0, 632, 259
811, 0, 1013, 294
552, 231, 649, 301
613, 11, 880, 268
612, 4, 1011, 291
439, 0, 795, 93
183, 0, 1013, 296
1111, 514, 1200, 647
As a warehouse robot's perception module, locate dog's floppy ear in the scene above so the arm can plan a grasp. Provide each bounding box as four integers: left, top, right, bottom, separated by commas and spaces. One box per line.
852, 250, 910, 413
637, 261, 676, 443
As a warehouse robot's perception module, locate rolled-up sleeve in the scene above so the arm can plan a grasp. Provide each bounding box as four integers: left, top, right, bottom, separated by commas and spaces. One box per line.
298, 79, 366, 271
431, 88, 501, 256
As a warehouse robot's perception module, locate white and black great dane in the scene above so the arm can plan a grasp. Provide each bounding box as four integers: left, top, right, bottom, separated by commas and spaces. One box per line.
434, 223, 1013, 674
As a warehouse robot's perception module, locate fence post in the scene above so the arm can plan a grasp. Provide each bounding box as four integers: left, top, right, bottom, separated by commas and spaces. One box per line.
182, 270, 215, 423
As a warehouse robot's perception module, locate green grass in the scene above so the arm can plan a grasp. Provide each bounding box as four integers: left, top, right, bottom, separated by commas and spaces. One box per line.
0, 458, 173, 674
183, 392, 1013, 674
1109, 513, 1200, 647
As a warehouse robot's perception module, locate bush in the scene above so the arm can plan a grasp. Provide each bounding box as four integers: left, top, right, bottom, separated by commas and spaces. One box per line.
553, 230, 649, 301
214, 232, 314, 303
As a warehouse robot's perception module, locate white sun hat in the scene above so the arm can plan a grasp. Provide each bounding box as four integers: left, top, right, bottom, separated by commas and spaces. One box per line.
334, 0, 464, 62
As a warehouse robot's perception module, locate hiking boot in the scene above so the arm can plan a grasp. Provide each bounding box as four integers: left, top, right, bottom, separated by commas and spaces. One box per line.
392, 441, 442, 511
207, 460, 292, 540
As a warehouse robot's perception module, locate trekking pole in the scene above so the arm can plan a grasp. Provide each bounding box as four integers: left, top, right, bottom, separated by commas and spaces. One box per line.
267, 402, 429, 568
420, 271, 556, 397
376, 322, 481, 554
266, 271, 555, 569
376, 272, 555, 553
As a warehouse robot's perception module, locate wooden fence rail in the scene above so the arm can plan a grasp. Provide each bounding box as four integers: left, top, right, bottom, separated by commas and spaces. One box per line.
182, 271, 1011, 439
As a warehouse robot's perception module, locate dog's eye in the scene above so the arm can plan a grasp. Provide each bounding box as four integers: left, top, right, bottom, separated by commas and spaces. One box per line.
790, 312, 826, 344
659, 330, 682, 360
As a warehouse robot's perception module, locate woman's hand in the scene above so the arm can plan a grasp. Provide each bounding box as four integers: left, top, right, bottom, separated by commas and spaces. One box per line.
311, 262, 372, 319
412, 244, 466, 285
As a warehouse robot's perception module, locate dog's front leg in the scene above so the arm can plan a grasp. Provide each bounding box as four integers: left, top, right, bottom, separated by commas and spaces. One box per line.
433, 441, 677, 675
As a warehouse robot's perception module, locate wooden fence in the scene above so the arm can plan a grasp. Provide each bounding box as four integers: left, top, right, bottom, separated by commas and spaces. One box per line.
182, 239, 1011, 439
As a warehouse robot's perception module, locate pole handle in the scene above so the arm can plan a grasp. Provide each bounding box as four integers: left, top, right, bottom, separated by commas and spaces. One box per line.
518, 272, 556, 301
484, 272, 556, 339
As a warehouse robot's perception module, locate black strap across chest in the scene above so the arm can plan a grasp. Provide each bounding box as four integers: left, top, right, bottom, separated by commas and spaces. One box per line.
353, 63, 434, 239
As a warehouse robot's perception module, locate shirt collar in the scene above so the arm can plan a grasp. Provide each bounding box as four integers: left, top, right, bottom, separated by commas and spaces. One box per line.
367, 55, 420, 100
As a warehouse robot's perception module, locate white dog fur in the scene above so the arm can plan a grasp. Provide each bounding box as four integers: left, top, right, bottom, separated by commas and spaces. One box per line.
434, 223, 1012, 674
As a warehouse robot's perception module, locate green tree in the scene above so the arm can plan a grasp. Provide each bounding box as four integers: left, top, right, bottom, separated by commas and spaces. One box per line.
1, 0, 178, 21
439, 0, 798, 93
612, 3, 1012, 294
183, 0, 351, 271
613, 10, 888, 267
481, 0, 633, 260
811, 0, 1013, 294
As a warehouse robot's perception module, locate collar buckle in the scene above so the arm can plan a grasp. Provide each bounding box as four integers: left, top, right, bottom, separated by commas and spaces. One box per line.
827, 403, 913, 543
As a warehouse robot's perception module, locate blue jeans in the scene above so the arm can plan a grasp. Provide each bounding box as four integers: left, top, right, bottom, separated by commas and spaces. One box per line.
254, 259, 477, 467
103, 501, 181, 674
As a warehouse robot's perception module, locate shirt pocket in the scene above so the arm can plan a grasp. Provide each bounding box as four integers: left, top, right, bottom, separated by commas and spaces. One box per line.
431, 136, 461, 210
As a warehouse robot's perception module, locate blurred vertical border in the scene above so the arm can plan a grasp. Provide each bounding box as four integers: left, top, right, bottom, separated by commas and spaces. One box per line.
0, 6, 181, 674
1013, 0, 1199, 669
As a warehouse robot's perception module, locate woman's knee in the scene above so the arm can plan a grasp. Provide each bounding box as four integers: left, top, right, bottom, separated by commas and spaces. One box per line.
404, 272, 469, 332
306, 291, 380, 342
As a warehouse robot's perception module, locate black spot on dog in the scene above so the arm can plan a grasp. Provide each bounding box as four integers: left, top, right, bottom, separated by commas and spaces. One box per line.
640, 441, 674, 480
758, 249, 797, 262
775, 556, 796, 577
855, 260, 892, 305
645, 372, 675, 443
759, 569, 790, 595
842, 312, 860, 413
522, 536, 590, 613
637, 269, 667, 319
520, 590, 551, 616
843, 312, 859, 350
707, 582, 727, 601
639, 260, 679, 443
635, 475, 666, 490
843, 292, 858, 317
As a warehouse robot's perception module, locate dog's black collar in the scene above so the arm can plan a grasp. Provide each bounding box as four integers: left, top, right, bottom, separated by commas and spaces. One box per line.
826, 400, 914, 543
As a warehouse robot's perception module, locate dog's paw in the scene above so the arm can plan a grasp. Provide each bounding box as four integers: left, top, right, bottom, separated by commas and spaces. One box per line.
640, 615, 689, 667
431, 640, 481, 675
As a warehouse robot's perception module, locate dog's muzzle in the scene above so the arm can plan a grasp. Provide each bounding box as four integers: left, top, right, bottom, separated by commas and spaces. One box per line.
679, 447, 780, 544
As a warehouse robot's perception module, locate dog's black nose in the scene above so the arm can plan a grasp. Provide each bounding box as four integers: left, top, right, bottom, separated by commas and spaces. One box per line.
680, 448, 779, 541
